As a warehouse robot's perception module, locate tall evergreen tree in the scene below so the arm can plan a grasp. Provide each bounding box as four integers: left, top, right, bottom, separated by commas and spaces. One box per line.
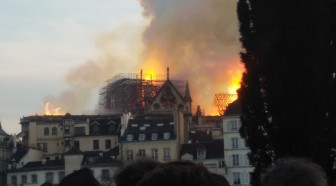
237, 0, 336, 185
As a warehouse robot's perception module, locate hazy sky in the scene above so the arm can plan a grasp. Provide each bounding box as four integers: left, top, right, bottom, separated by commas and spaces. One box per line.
0, 1, 143, 133
0, 0, 241, 134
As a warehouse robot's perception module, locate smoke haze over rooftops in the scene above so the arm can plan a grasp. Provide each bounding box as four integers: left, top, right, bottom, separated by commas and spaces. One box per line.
44, 0, 242, 116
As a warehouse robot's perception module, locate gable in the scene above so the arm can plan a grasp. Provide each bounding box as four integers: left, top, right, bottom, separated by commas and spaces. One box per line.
149, 80, 186, 113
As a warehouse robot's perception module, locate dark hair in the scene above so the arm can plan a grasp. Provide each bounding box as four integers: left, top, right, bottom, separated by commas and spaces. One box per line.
261, 158, 327, 186
114, 159, 162, 186
60, 167, 101, 186
210, 173, 230, 186
136, 160, 212, 186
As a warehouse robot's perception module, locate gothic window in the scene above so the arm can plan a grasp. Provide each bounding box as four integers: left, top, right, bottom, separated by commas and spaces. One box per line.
160, 87, 176, 109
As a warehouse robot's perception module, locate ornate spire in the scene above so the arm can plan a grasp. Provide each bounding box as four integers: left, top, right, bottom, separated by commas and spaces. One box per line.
184, 82, 192, 102
166, 67, 170, 80
196, 105, 202, 116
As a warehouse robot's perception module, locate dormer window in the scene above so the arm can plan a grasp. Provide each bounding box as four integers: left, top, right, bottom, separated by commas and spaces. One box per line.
151, 133, 158, 140
140, 127, 146, 131
197, 148, 206, 160
163, 132, 170, 139
127, 134, 134, 141
139, 134, 146, 141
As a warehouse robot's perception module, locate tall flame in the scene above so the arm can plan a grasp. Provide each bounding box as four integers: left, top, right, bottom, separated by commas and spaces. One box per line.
228, 67, 243, 95
44, 102, 63, 115
144, 69, 156, 81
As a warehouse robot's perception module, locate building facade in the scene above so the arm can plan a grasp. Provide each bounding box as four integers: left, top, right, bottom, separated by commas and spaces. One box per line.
180, 139, 226, 176
120, 118, 179, 163
20, 115, 120, 160
223, 101, 253, 185
7, 147, 122, 186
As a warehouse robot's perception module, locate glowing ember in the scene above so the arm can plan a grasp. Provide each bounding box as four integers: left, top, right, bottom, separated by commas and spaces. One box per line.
44, 102, 63, 115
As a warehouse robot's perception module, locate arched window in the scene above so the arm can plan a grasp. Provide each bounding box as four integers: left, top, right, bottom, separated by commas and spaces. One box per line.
52, 127, 57, 135
44, 127, 49, 136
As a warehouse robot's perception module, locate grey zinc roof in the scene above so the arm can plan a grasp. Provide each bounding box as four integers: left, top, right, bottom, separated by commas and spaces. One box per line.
180, 140, 224, 159
121, 118, 176, 142
9, 148, 29, 162
7, 159, 65, 173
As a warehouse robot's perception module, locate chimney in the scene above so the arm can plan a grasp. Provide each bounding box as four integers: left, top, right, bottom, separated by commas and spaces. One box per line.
42, 158, 47, 165
64, 148, 83, 176
12, 134, 17, 153
120, 112, 131, 136
196, 105, 203, 125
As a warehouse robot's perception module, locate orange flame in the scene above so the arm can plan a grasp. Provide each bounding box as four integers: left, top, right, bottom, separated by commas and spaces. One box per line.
211, 63, 244, 116
44, 102, 63, 115
228, 70, 242, 95
144, 69, 156, 81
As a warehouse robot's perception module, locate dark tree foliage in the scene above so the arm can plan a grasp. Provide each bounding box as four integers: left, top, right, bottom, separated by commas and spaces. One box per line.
237, 0, 336, 185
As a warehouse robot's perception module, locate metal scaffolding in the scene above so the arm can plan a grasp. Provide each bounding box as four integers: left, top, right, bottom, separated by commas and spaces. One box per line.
98, 72, 186, 115
213, 93, 238, 116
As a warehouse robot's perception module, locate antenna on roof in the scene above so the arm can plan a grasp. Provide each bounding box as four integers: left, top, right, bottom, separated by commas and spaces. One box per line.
140, 69, 143, 80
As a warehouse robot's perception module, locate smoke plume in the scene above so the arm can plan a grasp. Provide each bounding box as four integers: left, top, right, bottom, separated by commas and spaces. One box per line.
44, 0, 241, 115
139, 0, 241, 114
44, 24, 143, 114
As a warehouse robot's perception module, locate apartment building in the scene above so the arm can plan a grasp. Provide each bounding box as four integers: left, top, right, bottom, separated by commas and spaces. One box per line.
180, 139, 226, 175
223, 100, 253, 185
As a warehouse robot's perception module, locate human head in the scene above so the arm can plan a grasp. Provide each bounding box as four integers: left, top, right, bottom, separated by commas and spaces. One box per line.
59, 167, 101, 186
114, 159, 162, 186
210, 173, 230, 186
136, 160, 212, 186
261, 158, 327, 186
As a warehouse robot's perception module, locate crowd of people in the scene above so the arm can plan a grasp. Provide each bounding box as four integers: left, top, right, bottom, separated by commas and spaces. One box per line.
53, 158, 328, 186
